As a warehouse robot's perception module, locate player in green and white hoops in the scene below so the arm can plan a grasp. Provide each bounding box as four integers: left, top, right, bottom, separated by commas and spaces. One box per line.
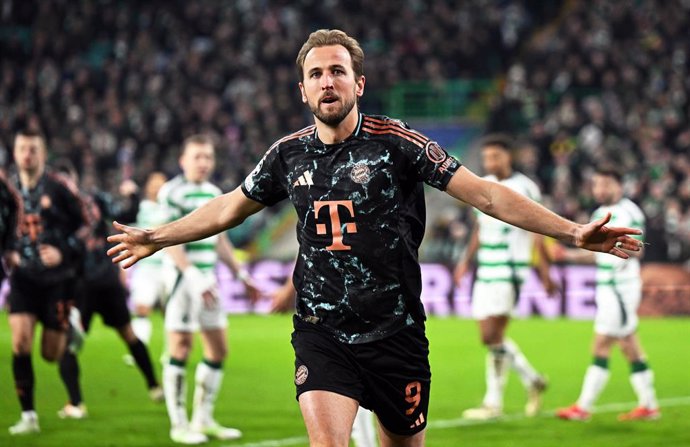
454, 135, 556, 420
556, 165, 659, 422
129, 172, 175, 348
160, 135, 259, 444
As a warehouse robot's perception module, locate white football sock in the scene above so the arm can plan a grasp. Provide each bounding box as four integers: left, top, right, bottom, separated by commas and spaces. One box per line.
351, 406, 377, 447
163, 363, 188, 428
630, 369, 658, 409
131, 317, 152, 345
191, 362, 223, 427
504, 338, 540, 388
483, 346, 510, 409
576, 365, 610, 411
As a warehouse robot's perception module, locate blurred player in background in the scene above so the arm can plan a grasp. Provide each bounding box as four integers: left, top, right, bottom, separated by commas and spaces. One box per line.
129, 171, 173, 347
6, 130, 87, 435
106, 30, 643, 447
54, 161, 162, 420
157, 135, 259, 444
0, 167, 20, 283
454, 135, 555, 420
556, 165, 659, 421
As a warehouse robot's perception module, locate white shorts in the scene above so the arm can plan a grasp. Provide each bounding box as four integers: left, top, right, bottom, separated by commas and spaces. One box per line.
471, 281, 518, 320
129, 263, 177, 309
164, 270, 227, 332
594, 284, 641, 337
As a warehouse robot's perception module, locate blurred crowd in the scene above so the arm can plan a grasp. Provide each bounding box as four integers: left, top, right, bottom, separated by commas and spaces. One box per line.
0, 0, 545, 192
486, 0, 690, 264
1, 0, 688, 264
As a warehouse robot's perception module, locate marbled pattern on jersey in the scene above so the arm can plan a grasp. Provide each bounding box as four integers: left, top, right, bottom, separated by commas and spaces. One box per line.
243, 114, 461, 343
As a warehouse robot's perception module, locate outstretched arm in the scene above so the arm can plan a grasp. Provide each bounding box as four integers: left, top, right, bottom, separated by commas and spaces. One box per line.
445, 167, 642, 258
107, 187, 265, 268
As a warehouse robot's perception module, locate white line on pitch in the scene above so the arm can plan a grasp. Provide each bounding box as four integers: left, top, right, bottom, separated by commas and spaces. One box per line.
229, 395, 690, 447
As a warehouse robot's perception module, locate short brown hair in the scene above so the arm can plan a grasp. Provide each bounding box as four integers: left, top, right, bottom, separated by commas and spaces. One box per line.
296, 29, 364, 81
479, 133, 514, 153
14, 128, 47, 151
181, 134, 215, 155
594, 163, 623, 183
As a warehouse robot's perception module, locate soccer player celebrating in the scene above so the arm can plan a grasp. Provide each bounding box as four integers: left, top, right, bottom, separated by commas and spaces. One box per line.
157, 135, 259, 445
108, 30, 643, 447
6, 129, 87, 435
556, 165, 659, 422
454, 135, 555, 420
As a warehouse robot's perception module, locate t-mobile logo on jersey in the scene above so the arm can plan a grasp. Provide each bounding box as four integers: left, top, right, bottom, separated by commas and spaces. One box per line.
314, 200, 357, 251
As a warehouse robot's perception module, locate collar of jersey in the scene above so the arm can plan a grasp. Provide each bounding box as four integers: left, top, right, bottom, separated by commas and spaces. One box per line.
313, 112, 363, 147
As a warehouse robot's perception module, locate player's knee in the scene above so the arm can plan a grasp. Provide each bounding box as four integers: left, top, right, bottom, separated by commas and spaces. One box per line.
134, 305, 151, 317
480, 331, 501, 346
40, 346, 62, 362
11, 338, 32, 355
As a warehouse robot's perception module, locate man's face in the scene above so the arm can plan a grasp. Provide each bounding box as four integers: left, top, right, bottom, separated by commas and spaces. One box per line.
592, 173, 622, 205
180, 142, 215, 183
299, 45, 365, 127
13, 135, 45, 174
481, 145, 511, 177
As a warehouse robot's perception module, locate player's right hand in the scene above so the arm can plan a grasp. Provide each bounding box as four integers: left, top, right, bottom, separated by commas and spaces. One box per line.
107, 221, 160, 269
453, 261, 468, 287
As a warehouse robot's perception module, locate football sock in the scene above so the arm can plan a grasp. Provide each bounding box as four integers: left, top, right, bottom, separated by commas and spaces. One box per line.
128, 338, 158, 388
58, 351, 83, 406
13, 354, 35, 412
504, 338, 540, 388
630, 361, 658, 409
191, 359, 223, 426
576, 358, 610, 411
164, 358, 188, 428
351, 406, 377, 447
483, 345, 510, 409
131, 317, 152, 345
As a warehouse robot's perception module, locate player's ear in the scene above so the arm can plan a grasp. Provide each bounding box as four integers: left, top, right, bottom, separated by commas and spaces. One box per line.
355, 75, 365, 98
298, 82, 307, 103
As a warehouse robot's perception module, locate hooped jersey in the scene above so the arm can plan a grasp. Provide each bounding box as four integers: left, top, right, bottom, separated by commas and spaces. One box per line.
158, 175, 222, 273
592, 198, 645, 289
242, 113, 462, 343
474, 172, 541, 285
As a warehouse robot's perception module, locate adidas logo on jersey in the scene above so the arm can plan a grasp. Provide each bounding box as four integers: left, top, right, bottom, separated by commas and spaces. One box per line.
293, 170, 314, 187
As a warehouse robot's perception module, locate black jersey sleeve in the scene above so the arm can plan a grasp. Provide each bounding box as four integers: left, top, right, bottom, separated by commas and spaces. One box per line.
397, 131, 461, 190
241, 144, 288, 206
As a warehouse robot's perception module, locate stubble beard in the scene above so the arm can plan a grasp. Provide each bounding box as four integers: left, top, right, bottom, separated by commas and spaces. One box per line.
310, 95, 357, 127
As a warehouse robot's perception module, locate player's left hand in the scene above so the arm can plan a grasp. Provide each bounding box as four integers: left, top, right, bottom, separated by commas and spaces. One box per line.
39, 244, 62, 267
574, 212, 643, 259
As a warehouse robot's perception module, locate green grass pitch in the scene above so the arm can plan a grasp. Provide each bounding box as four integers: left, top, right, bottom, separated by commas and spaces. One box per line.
1, 313, 688, 446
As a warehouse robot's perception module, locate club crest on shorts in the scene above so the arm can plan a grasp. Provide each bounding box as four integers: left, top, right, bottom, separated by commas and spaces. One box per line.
350, 163, 370, 184
295, 365, 309, 385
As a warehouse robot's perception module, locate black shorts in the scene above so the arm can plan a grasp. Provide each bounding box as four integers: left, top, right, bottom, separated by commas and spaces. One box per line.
78, 279, 131, 332
291, 315, 431, 436
8, 274, 72, 332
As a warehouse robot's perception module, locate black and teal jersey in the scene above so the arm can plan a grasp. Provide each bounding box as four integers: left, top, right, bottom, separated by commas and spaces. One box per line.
242, 113, 461, 343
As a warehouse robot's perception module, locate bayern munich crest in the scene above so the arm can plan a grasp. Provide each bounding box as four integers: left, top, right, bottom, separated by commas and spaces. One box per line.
425, 141, 447, 164
350, 163, 371, 184
295, 365, 309, 385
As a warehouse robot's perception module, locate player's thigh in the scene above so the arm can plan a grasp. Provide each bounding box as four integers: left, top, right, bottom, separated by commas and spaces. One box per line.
471, 281, 516, 320
359, 324, 431, 438
299, 390, 359, 447
130, 265, 163, 309
594, 286, 640, 338
165, 280, 201, 333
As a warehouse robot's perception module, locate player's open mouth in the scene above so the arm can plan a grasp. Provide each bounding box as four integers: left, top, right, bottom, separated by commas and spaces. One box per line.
320, 96, 338, 104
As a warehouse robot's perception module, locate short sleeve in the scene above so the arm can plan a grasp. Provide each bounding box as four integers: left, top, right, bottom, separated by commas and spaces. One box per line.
397, 127, 461, 191
241, 146, 288, 206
